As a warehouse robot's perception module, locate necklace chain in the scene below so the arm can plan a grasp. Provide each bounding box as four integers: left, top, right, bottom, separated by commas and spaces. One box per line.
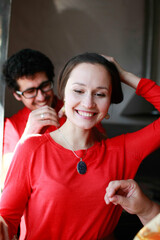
58, 128, 88, 174
58, 128, 87, 161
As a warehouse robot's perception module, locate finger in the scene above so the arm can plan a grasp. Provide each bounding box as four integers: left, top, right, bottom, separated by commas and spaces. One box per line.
58, 106, 65, 118
28, 108, 60, 129
104, 193, 110, 205
35, 107, 57, 121
104, 191, 121, 206
39, 110, 57, 120
108, 194, 126, 206
105, 180, 132, 205
102, 55, 114, 63
106, 179, 134, 198
39, 118, 60, 128
34, 105, 56, 114
106, 180, 122, 198
41, 110, 60, 125
38, 111, 60, 126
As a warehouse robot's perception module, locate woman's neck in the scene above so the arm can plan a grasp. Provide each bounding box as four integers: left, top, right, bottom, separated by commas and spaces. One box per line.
51, 119, 106, 151
58, 123, 94, 150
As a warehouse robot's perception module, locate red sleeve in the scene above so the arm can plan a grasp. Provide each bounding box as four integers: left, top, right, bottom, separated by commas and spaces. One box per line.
136, 78, 160, 111
3, 118, 20, 154
3, 107, 30, 155
0, 136, 35, 239
125, 78, 160, 168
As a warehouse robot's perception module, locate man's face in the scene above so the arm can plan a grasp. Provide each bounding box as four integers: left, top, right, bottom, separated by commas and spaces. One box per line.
13, 72, 54, 111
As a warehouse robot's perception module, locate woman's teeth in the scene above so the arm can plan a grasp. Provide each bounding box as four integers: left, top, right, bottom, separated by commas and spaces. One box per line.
77, 111, 94, 117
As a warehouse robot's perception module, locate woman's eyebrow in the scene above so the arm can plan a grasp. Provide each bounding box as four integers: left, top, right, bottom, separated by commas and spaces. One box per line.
72, 82, 85, 86
97, 86, 109, 90
72, 83, 110, 91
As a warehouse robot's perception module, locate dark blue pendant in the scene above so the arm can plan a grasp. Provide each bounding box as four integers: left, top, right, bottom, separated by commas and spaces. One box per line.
77, 160, 87, 174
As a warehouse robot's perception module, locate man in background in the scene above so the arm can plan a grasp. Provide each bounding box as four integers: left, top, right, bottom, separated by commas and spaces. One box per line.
2, 48, 66, 188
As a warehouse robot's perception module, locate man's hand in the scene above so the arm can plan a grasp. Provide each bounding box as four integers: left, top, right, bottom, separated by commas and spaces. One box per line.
22, 105, 60, 137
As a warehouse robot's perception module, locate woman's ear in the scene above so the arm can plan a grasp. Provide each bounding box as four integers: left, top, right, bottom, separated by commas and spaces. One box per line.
13, 92, 22, 101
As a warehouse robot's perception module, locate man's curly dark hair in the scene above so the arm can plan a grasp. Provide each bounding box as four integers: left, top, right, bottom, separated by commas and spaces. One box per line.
3, 48, 55, 91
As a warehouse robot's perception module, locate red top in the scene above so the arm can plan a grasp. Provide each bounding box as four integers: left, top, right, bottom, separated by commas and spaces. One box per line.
1, 79, 160, 240
3, 97, 65, 154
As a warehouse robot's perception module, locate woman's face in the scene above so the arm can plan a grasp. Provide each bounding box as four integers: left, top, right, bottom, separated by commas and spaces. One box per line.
64, 63, 112, 129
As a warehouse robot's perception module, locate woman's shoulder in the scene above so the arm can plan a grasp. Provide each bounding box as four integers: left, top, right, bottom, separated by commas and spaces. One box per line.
103, 134, 125, 149
15, 133, 50, 154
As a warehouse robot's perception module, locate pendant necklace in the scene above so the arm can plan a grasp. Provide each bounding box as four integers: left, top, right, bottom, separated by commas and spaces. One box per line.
58, 129, 87, 174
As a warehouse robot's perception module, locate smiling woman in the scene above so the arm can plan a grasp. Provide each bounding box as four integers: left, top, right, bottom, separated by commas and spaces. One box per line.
1, 52, 160, 240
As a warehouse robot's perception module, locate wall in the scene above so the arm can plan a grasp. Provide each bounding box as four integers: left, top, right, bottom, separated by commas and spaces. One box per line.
5, 0, 146, 126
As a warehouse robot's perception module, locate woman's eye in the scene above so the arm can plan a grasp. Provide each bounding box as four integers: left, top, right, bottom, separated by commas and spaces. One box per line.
95, 93, 106, 97
74, 90, 83, 94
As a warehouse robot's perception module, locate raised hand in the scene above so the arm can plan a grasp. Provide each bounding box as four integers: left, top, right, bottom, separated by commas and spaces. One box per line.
103, 55, 140, 89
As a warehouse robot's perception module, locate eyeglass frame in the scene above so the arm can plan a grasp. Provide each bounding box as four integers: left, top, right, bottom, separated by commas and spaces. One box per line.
15, 80, 54, 99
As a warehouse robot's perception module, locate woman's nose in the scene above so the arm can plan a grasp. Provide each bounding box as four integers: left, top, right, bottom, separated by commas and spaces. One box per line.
82, 94, 95, 108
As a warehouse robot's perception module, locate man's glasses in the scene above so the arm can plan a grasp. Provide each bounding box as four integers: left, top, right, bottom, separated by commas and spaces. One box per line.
16, 80, 54, 99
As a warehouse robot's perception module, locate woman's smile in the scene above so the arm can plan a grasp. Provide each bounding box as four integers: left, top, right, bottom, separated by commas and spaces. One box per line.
75, 110, 97, 118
